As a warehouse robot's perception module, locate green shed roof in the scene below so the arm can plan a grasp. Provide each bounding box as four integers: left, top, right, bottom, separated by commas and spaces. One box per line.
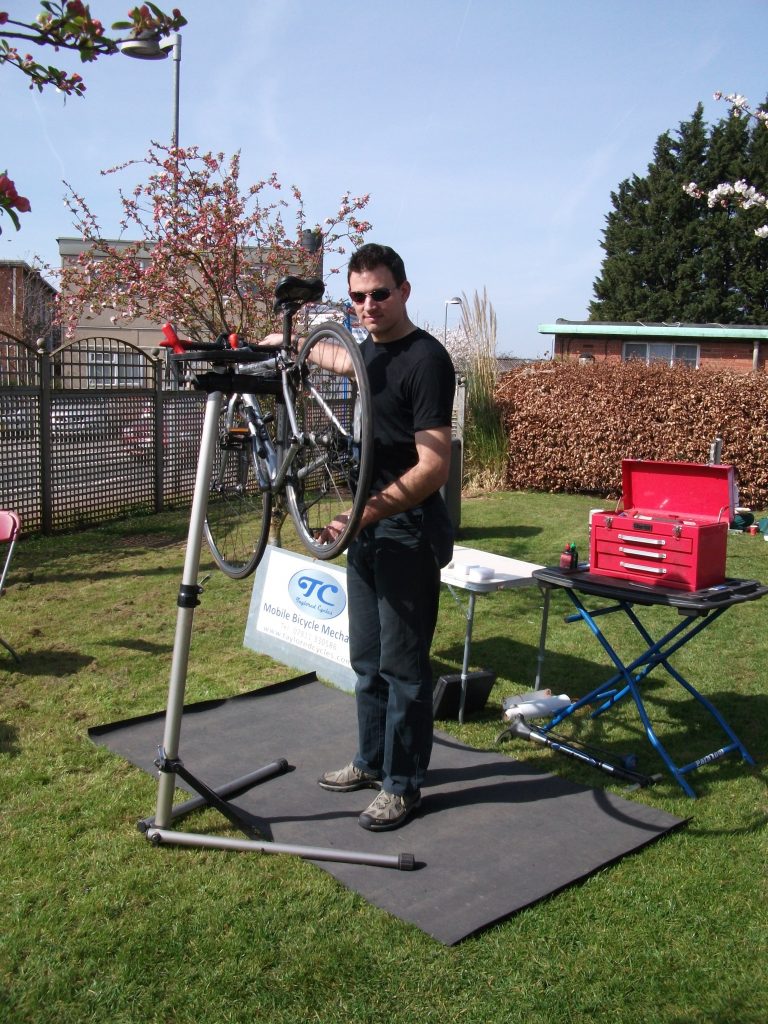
537, 320, 768, 340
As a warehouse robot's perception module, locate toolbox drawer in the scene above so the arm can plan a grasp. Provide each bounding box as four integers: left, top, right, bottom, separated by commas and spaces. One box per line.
591, 550, 699, 588
594, 540, 697, 569
592, 524, 693, 555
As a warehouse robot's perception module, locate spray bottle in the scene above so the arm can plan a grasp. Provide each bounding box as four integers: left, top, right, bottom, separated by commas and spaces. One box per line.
559, 542, 578, 571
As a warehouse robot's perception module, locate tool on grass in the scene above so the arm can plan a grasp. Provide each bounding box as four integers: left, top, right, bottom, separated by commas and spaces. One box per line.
497, 714, 662, 790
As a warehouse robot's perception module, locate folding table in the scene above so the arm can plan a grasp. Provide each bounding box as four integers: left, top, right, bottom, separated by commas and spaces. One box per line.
532, 566, 767, 796
441, 546, 546, 722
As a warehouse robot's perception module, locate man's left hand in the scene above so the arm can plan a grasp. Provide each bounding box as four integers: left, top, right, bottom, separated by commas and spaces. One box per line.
319, 512, 352, 544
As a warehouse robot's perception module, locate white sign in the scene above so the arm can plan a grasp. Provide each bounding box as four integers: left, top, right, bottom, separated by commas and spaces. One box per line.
243, 546, 355, 691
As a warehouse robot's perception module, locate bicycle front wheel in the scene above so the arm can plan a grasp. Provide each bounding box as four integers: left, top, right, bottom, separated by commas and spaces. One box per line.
204, 399, 272, 578
284, 322, 372, 560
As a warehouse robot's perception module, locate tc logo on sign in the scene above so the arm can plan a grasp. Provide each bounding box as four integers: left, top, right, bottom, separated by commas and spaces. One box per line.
288, 570, 346, 620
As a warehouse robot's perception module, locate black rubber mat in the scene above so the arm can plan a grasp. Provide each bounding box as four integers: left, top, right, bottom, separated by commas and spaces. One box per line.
90, 674, 685, 945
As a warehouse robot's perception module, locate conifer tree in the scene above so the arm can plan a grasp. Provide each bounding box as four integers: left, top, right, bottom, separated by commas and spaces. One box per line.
590, 102, 768, 323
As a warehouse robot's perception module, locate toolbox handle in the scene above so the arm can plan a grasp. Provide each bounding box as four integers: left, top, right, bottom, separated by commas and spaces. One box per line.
619, 546, 666, 560
617, 533, 665, 546
620, 561, 667, 575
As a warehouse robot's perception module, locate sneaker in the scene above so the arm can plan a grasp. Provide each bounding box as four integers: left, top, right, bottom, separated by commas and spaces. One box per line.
318, 762, 382, 792
358, 789, 422, 832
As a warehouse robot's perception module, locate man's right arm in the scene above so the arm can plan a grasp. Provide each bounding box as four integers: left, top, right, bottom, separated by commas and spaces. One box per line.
259, 333, 354, 376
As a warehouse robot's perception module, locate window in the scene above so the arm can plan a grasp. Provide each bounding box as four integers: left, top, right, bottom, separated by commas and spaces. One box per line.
622, 342, 699, 368
87, 350, 144, 387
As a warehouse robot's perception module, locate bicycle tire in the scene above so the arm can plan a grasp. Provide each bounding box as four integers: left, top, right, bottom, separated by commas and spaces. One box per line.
204, 398, 272, 578
284, 322, 373, 560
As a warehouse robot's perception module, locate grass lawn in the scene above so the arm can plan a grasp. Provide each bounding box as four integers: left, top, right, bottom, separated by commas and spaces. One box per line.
1, 492, 766, 1024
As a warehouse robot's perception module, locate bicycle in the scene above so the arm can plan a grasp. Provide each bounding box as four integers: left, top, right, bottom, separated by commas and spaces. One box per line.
160, 275, 373, 578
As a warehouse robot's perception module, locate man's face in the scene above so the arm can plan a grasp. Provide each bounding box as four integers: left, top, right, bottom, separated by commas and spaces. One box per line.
348, 266, 411, 344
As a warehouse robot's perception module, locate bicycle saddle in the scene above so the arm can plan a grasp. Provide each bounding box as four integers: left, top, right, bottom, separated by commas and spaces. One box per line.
273, 275, 324, 311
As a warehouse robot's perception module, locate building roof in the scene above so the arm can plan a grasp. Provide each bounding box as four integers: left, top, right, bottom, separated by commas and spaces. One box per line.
0, 258, 39, 272
537, 319, 768, 340
0, 260, 58, 295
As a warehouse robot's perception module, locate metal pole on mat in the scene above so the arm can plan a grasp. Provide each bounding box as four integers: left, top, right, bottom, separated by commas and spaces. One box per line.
145, 829, 416, 871
154, 389, 223, 828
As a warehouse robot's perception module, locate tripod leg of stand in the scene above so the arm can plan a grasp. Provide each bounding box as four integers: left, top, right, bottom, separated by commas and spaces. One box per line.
138, 761, 290, 832
154, 390, 223, 829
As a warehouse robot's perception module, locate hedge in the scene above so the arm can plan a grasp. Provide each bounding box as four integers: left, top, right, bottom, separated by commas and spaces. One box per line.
494, 360, 768, 508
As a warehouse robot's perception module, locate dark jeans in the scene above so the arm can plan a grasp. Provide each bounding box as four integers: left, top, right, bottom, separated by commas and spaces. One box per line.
347, 507, 443, 796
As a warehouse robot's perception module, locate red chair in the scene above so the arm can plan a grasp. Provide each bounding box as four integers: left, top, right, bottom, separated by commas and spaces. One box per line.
0, 511, 21, 661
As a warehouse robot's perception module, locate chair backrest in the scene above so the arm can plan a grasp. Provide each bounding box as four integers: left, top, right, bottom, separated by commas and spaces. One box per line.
0, 511, 20, 545
0, 510, 21, 593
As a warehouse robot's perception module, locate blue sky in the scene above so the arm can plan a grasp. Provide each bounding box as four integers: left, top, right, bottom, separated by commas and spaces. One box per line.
2, 0, 767, 356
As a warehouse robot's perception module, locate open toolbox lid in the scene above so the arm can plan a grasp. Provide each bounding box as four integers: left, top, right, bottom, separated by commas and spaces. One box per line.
620, 459, 736, 523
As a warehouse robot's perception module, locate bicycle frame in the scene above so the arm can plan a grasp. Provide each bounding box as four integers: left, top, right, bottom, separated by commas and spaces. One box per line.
220, 348, 360, 500
162, 275, 373, 572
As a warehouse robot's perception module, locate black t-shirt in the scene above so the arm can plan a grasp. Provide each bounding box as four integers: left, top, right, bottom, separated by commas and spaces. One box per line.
361, 328, 455, 493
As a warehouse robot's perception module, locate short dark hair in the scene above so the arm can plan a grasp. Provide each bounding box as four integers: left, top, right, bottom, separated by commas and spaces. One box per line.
347, 243, 407, 287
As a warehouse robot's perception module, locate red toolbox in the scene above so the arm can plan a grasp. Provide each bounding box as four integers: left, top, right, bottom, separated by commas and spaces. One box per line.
589, 460, 736, 591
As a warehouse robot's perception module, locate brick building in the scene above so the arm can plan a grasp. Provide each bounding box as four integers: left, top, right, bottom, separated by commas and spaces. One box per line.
58, 238, 160, 352
537, 320, 768, 373
0, 260, 59, 350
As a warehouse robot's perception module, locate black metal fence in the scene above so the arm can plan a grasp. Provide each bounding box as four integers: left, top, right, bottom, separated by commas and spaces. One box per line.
0, 337, 205, 533
0, 336, 468, 535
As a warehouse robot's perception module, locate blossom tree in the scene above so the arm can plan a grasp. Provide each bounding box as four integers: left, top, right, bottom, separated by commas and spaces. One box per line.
0, 1, 187, 233
684, 92, 768, 238
57, 142, 372, 341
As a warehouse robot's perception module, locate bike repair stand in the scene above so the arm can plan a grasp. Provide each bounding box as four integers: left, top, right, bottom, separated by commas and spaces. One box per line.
140, 379, 415, 871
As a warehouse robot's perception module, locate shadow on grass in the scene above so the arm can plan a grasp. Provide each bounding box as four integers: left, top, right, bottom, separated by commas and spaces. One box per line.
10, 649, 94, 677
99, 638, 174, 655
16, 563, 184, 585
433, 635, 609, 695
0, 720, 20, 756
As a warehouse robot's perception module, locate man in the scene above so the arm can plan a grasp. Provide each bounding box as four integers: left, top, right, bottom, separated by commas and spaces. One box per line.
316, 243, 456, 831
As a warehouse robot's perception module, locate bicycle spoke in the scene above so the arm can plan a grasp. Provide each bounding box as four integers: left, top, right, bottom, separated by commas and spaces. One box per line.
284, 323, 372, 560
203, 400, 272, 578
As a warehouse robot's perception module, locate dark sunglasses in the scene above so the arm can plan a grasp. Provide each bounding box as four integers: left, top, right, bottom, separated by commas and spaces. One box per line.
348, 287, 397, 303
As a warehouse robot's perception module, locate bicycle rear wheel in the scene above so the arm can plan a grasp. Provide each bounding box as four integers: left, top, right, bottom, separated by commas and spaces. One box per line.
284, 322, 372, 560
204, 398, 272, 578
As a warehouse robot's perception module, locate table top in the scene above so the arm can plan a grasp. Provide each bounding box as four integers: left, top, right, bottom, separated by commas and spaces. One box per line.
440, 545, 543, 593
533, 565, 768, 612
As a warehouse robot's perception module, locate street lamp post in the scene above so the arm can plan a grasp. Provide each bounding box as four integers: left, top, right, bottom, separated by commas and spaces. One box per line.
444, 296, 462, 343
119, 32, 183, 383
119, 32, 182, 148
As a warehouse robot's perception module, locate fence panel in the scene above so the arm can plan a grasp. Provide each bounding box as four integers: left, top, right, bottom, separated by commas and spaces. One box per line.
0, 340, 43, 529
0, 337, 206, 533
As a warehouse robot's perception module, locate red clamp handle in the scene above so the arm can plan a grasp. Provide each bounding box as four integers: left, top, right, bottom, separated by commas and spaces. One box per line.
160, 322, 189, 354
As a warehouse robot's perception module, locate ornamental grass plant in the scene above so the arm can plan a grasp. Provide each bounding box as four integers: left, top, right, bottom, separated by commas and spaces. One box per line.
1, 494, 767, 1024
459, 289, 509, 493
437, 289, 508, 493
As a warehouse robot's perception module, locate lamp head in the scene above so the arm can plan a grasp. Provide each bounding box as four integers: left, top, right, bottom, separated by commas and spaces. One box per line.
118, 34, 176, 60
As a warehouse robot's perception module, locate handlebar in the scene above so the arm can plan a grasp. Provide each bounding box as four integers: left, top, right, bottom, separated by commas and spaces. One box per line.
160, 323, 243, 353
158, 276, 322, 358
159, 323, 279, 362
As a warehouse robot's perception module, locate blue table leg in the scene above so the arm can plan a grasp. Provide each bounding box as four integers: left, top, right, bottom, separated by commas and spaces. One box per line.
540, 588, 753, 797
